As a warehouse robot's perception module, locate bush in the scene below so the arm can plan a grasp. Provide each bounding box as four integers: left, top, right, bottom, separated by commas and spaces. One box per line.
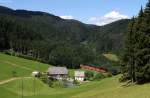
40, 74, 54, 87
73, 79, 80, 85
51, 80, 65, 88
3, 49, 16, 56
85, 71, 112, 81
109, 68, 119, 75
3, 50, 12, 55
17, 54, 37, 61
94, 73, 105, 80
12, 70, 17, 77
103, 73, 112, 78
119, 74, 131, 82
85, 71, 94, 80
40, 74, 70, 88
40, 74, 49, 84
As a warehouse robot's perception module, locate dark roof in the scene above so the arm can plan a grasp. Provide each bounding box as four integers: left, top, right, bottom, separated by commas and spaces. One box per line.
47, 67, 68, 75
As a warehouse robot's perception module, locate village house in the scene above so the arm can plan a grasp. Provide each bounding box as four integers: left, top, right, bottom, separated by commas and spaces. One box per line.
47, 67, 68, 80
75, 71, 85, 81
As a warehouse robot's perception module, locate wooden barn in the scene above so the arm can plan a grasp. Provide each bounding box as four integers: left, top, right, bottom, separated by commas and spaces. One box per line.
47, 67, 68, 80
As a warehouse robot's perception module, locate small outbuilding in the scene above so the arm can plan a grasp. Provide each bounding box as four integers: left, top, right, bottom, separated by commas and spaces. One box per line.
75, 71, 85, 81
47, 67, 68, 80
32, 71, 40, 77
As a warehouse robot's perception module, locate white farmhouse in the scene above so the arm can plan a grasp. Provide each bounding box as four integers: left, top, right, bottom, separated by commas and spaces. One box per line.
75, 71, 85, 81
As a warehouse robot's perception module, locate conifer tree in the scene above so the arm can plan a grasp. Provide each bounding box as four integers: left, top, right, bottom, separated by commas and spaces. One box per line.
122, 0, 150, 84
121, 17, 136, 82
134, 0, 150, 83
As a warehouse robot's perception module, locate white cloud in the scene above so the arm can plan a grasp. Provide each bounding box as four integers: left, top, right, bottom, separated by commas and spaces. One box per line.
88, 10, 129, 26
60, 15, 74, 19
0, 0, 12, 3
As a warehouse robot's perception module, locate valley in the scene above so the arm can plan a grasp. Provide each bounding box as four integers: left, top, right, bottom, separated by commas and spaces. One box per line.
0, 53, 150, 98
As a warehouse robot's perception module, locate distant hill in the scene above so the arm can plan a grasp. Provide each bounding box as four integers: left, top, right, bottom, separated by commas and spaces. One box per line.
0, 5, 130, 69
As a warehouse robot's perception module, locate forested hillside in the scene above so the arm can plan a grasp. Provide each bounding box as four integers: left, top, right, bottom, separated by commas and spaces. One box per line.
0, 6, 129, 70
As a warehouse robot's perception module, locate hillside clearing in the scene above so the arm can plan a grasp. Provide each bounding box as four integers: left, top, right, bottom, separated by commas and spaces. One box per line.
103, 53, 119, 62
1, 75, 150, 98
0, 53, 50, 81
0, 53, 150, 98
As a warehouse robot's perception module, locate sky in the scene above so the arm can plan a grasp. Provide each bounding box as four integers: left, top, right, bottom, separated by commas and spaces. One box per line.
0, 0, 148, 26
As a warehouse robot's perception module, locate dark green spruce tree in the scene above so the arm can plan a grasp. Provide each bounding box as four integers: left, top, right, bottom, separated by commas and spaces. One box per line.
121, 17, 136, 82
134, 1, 150, 84
121, 0, 150, 84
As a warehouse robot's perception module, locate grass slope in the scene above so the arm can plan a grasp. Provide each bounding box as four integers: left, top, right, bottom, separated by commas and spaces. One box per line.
0, 53, 50, 81
103, 53, 119, 62
1, 75, 150, 98
0, 53, 150, 98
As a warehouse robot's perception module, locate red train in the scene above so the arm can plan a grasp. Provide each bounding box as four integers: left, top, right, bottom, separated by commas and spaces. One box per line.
80, 65, 106, 73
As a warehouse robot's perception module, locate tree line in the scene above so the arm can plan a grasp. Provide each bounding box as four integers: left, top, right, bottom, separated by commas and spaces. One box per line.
0, 6, 128, 72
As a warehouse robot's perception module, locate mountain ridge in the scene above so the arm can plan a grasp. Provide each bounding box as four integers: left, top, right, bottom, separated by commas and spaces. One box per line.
0, 5, 130, 70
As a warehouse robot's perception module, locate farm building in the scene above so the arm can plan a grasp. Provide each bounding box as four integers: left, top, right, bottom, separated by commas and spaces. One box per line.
75, 71, 85, 81
32, 71, 40, 77
47, 67, 68, 80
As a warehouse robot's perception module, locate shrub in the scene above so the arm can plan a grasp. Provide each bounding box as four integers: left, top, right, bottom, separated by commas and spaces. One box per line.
3, 49, 16, 56
94, 73, 105, 80
17, 54, 36, 61
103, 73, 112, 78
40, 74, 54, 87
3, 50, 11, 55
12, 70, 17, 77
119, 74, 131, 82
40, 74, 49, 83
85, 71, 94, 80
73, 79, 80, 85
51, 80, 65, 88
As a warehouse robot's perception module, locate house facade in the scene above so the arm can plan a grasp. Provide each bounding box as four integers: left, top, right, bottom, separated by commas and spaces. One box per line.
75, 71, 85, 81
47, 67, 68, 80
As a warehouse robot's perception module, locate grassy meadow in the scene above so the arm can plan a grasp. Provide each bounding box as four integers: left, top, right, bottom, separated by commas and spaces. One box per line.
0, 53, 150, 98
0, 53, 50, 81
103, 53, 119, 62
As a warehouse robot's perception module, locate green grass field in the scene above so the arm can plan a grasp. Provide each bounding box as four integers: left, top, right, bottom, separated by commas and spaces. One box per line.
103, 53, 119, 62
0, 53, 50, 81
0, 53, 150, 98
